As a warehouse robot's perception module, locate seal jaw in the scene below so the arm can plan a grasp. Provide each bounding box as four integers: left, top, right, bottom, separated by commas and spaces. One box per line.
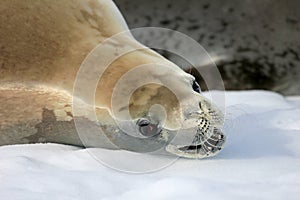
165, 128, 226, 159
164, 95, 226, 159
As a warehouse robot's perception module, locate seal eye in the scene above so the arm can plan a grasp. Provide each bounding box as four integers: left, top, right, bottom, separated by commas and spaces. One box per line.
192, 80, 200, 93
136, 119, 161, 137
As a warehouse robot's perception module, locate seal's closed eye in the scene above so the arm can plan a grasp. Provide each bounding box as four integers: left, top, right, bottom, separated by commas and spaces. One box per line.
136, 119, 162, 137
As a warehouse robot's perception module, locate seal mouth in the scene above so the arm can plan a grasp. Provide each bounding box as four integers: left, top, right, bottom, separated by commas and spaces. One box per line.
165, 128, 226, 159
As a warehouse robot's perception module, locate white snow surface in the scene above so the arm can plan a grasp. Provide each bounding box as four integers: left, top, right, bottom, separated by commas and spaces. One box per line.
1, 90, 300, 200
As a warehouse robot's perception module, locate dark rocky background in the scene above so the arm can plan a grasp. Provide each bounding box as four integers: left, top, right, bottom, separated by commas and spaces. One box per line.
114, 0, 300, 96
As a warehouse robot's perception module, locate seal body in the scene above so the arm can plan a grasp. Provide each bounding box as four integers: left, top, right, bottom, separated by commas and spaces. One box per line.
0, 0, 128, 146
0, 0, 225, 158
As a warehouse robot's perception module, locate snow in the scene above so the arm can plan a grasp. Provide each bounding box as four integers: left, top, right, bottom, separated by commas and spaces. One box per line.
1, 91, 300, 200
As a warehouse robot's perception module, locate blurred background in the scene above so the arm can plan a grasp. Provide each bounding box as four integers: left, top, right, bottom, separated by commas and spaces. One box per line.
115, 0, 300, 96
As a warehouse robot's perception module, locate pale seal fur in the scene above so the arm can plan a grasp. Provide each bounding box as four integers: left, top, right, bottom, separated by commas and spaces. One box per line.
0, 0, 225, 158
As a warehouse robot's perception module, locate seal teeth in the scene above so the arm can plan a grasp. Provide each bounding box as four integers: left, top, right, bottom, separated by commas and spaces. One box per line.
178, 144, 202, 151
176, 128, 225, 157
166, 126, 225, 159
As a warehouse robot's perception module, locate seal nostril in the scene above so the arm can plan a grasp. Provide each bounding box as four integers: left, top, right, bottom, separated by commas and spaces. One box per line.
192, 80, 200, 93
